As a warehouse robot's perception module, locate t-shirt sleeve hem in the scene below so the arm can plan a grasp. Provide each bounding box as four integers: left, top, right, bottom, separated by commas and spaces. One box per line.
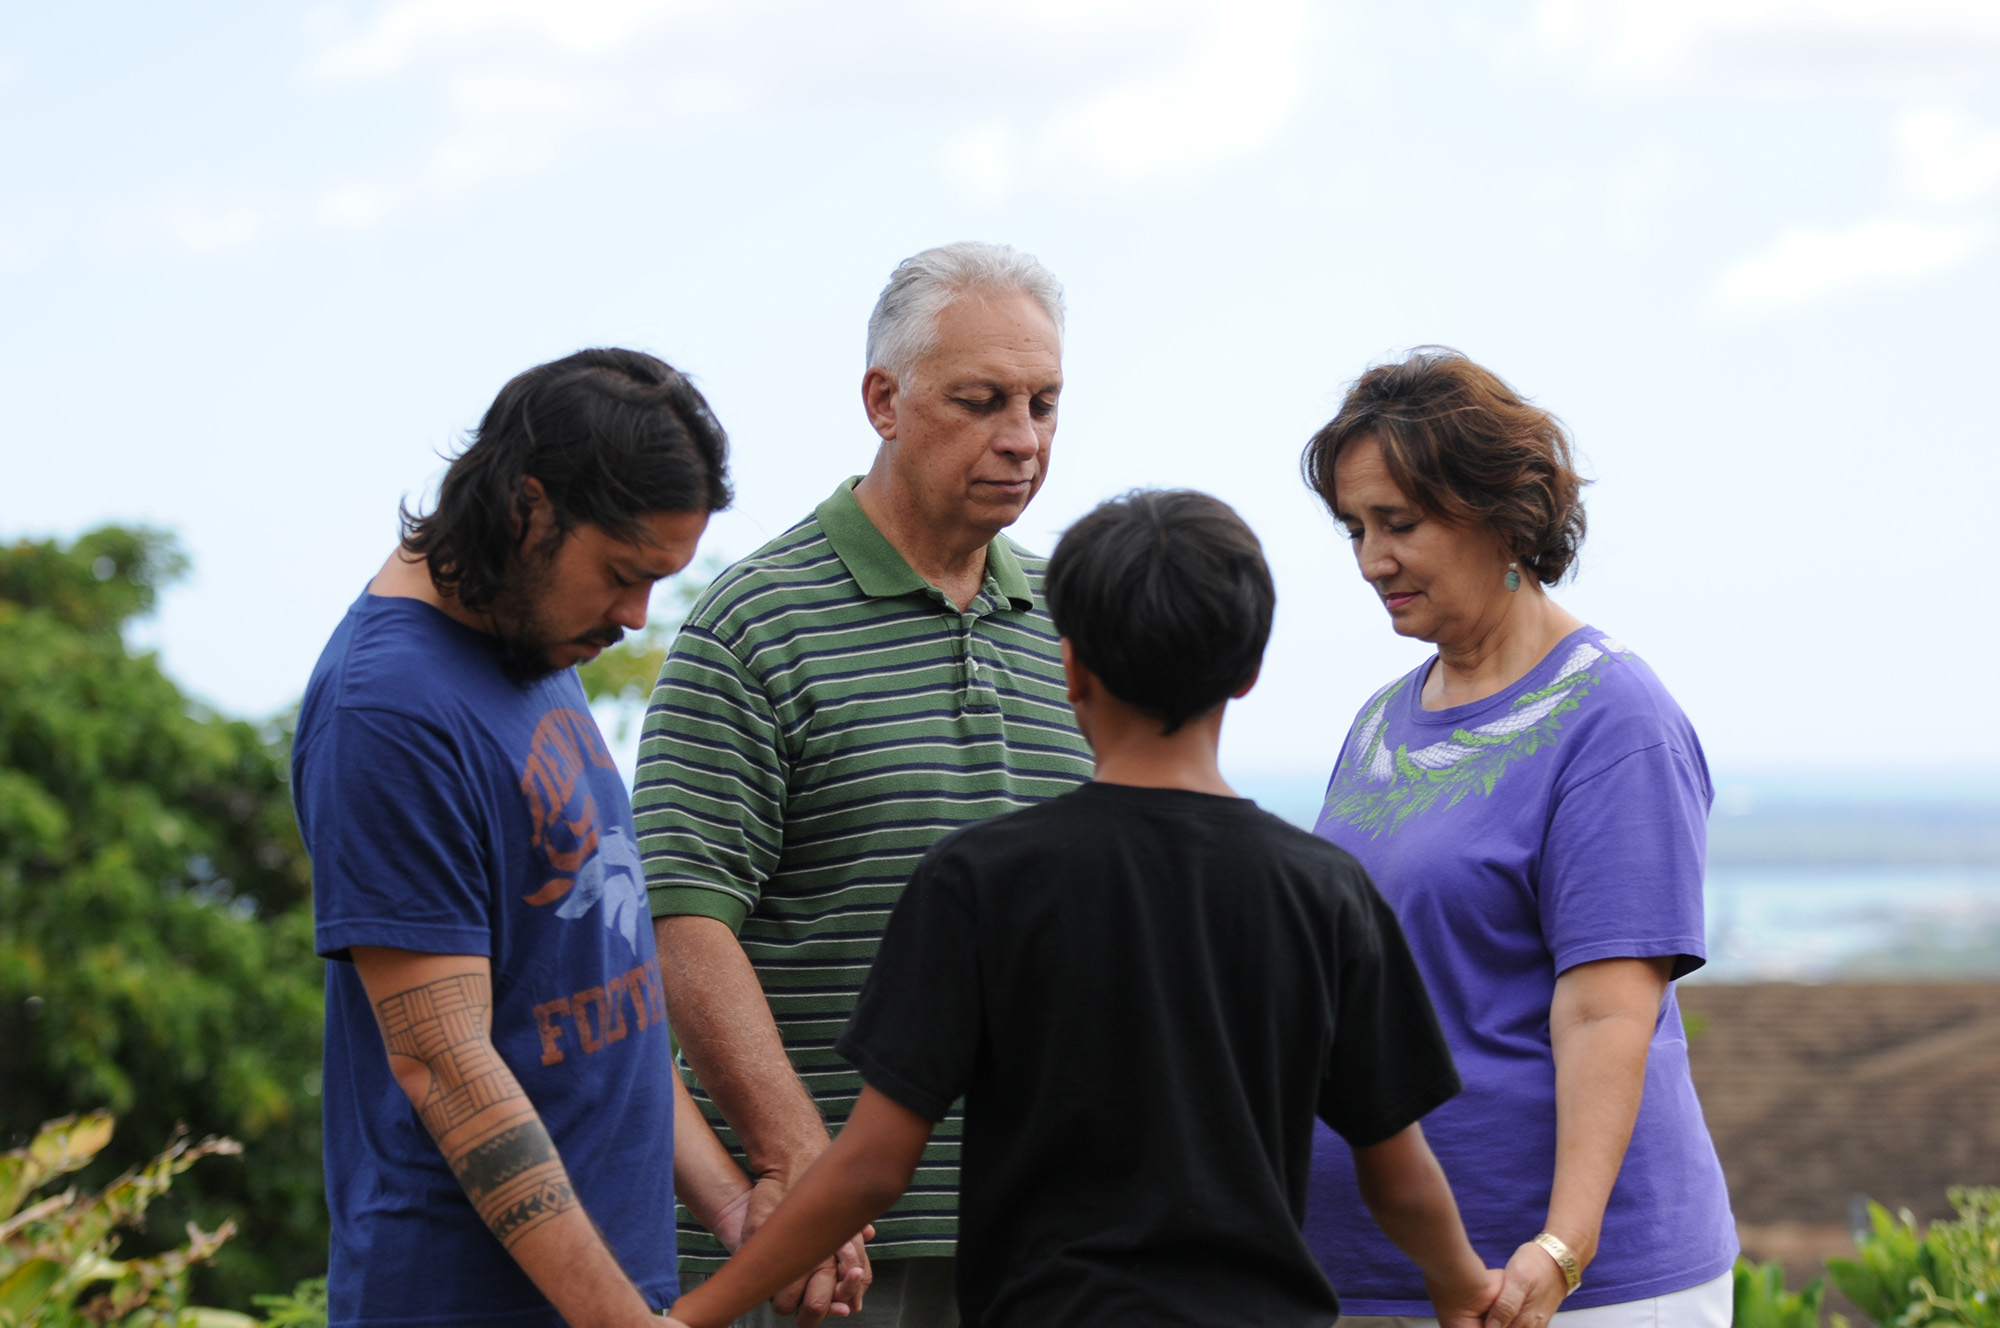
316, 920, 492, 963
1552, 936, 1707, 980
836, 1037, 958, 1123
1327, 1067, 1463, 1149
648, 882, 751, 932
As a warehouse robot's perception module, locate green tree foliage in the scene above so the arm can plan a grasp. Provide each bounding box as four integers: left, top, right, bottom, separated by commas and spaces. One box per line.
0, 528, 324, 1310
575, 554, 722, 740
0, 1110, 251, 1327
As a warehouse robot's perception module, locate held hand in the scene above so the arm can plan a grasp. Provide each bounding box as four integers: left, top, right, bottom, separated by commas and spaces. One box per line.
741, 1175, 873, 1327
1429, 1266, 1505, 1328
740, 1174, 830, 1322
707, 1186, 756, 1254
825, 1224, 875, 1319
792, 1223, 874, 1325
1483, 1242, 1572, 1328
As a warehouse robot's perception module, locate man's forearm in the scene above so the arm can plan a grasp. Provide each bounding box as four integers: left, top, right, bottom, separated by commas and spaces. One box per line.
360, 956, 657, 1328
653, 915, 830, 1177
670, 1067, 753, 1243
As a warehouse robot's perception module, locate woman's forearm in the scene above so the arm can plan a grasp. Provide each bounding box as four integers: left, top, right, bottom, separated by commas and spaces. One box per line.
1544, 956, 1672, 1266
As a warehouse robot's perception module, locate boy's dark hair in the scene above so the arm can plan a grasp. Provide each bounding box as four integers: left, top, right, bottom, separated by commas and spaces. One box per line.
401, 347, 732, 610
1045, 489, 1274, 735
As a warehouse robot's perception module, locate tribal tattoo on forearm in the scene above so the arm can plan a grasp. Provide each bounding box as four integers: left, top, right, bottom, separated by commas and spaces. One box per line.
375, 973, 579, 1249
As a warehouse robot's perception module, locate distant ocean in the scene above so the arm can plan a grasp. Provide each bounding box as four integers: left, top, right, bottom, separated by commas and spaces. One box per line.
1233, 771, 2000, 985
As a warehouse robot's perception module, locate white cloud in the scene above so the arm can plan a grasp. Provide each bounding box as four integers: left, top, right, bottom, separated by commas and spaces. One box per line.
315, 181, 405, 231
1898, 108, 2000, 204
1709, 216, 1989, 319
1605, 144, 1674, 249
297, 0, 1315, 223
49, 0, 1315, 255
945, 0, 1310, 202
93, 191, 284, 258
1530, 0, 2000, 99
307, 0, 688, 80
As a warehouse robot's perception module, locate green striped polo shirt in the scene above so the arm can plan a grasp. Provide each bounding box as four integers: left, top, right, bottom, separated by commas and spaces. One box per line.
633, 477, 1094, 1267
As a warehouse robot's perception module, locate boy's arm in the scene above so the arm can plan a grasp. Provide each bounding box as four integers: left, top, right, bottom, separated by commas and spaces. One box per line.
664, 1087, 933, 1328
1352, 1123, 1502, 1328
352, 947, 661, 1328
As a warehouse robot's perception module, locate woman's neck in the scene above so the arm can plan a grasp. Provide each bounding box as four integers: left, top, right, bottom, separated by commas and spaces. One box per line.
1423, 588, 1586, 711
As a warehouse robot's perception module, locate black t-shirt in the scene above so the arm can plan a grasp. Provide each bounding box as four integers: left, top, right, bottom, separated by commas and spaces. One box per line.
836, 781, 1460, 1328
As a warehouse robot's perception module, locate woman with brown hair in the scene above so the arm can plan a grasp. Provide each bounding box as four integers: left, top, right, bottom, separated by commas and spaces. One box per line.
1299, 349, 1737, 1328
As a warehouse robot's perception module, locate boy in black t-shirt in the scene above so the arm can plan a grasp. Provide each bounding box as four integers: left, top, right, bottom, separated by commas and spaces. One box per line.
665, 491, 1499, 1328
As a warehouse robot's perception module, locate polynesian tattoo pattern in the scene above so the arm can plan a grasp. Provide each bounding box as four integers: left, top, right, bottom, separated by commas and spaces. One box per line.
375, 972, 579, 1249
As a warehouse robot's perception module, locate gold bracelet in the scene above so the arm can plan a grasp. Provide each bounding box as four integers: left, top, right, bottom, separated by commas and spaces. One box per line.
1533, 1231, 1582, 1297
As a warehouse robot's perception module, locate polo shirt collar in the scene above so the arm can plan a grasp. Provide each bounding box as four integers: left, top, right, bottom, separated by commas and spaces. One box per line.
816, 477, 1036, 612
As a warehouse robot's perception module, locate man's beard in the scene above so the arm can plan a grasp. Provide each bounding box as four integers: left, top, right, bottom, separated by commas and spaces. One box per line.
484, 543, 624, 684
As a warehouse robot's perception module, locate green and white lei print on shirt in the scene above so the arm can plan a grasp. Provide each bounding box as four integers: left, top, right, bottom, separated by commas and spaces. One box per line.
1326, 636, 1634, 838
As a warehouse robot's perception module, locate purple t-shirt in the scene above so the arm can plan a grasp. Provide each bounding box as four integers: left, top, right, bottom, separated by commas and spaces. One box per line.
1304, 627, 1737, 1313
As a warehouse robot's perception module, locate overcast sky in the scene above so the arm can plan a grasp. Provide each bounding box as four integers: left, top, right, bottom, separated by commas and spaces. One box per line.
4, 0, 1998, 781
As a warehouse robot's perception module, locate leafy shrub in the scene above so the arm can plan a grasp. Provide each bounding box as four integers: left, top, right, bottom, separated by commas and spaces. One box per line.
1830, 1190, 2000, 1328
1737, 1257, 1831, 1328
248, 1279, 324, 1328
0, 1111, 250, 1327
1735, 1188, 2000, 1328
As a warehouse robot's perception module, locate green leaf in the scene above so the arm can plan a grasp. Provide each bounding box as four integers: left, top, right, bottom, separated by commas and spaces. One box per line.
1735, 1257, 1827, 1328
0, 1257, 64, 1325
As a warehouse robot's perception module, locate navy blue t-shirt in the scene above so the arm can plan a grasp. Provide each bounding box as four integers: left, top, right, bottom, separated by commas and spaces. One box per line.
295, 593, 678, 1327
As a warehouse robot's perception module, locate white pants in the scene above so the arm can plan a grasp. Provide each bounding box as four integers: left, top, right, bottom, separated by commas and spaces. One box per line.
1340, 1269, 1733, 1328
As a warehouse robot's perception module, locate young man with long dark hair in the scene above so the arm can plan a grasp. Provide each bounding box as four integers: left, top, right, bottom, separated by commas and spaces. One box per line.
295, 349, 753, 1328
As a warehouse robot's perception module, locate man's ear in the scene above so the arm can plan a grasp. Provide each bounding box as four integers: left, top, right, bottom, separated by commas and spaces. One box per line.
513, 476, 554, 545
1230, 664, 1262, 701
861, 367, 900, 442
1059, 638, 1096, 746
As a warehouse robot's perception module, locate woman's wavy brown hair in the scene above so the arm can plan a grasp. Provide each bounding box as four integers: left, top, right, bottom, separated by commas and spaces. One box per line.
1300, 348, 1588, 585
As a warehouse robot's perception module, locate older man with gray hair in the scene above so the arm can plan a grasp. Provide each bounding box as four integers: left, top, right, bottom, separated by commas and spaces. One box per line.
634, 242, 1094, 1327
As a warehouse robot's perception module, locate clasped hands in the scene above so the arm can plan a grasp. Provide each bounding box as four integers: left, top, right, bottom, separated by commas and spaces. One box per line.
694, 1172, 872, 1328
1432, 1236, 1574, 1328
1476, 1238, 1576, 1328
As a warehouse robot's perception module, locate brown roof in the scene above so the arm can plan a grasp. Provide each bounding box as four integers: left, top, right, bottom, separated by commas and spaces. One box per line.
1679, 980, 2000, 1227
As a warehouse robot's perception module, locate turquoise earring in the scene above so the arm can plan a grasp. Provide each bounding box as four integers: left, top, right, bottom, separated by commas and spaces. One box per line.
1505, 562, 1521, 592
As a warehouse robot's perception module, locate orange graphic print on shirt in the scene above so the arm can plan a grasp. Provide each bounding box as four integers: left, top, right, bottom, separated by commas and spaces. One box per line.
516, 708, 646, 951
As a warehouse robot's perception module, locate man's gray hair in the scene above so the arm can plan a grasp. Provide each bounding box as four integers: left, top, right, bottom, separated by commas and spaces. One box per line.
865, 242, 1065, 380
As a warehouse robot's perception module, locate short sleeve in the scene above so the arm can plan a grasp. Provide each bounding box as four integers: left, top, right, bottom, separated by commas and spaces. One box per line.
1539, 741, 1710, 980
1319, 875, 1463, 1147
834, 847, 981, 1122
632, 622, 787, 932
304, 705, 494, 962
